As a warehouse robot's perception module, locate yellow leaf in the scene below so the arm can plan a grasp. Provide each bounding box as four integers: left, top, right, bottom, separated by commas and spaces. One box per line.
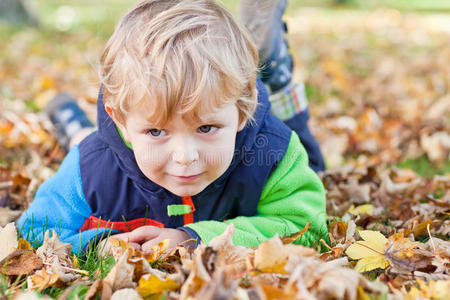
402, 280, 450, 300
137, 274, 180, 298
73, 254, 79, 268
359, 230, 388, 252
151, 239, 169, 254
354, 254, 389, 273
345, 230, 389, 272
146, 239, 169, 263
347, 204, 374, 216
18, 238, 32, 250
110, 238, 133, 252
357, 286, 371, 300
346, 241, 381, 259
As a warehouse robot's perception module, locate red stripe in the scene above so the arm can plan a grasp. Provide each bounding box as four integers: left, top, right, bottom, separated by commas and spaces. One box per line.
79, 216, 164, 233
291, 87, 301, 112
181, 196, 195, 224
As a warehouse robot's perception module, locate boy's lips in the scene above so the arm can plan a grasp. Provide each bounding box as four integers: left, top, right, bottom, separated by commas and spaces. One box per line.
170, 172, 204, 182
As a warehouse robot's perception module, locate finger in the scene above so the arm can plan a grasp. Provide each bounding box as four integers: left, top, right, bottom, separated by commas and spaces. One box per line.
110, 232, 131, 241
141, 237, 166, 253
128, 226, 162, 243
129, 242, 141, 250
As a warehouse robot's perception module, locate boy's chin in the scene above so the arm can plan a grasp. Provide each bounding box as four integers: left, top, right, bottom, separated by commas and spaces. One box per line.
164, 183, 208, 197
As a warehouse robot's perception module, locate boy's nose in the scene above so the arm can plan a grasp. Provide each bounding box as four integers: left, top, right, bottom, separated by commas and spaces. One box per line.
171, 139, 199, 165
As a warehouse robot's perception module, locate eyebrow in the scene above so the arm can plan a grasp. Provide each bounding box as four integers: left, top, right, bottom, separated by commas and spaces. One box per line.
198, 116, 222, 124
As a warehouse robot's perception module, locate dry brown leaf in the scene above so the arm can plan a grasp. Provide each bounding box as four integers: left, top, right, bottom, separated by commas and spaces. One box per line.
0, 222, 18, 261
285, 256, 382, 300
84, 279, 102, 300
191, 267, 238, 300
399, 279, 450, 300
420, 131, 450, 163
13, 290, 50, 300
111, 288, 143, 300
0, 249, 43, 276
0, 207, 22, 227
254, 236, 316, 274
385, 233, 435, 274
207, 224, 252, 274
28, 268, 65, 292
179, 244, 215, 299
281, 222, 311, 244
36, 230, 78, 282
104, 248, 137, 291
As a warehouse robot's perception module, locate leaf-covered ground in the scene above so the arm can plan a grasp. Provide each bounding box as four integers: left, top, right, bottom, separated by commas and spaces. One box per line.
0, 5, 449, 300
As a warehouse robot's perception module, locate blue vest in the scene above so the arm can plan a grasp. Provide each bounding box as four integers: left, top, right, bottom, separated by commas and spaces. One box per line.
78, 80, 292, 231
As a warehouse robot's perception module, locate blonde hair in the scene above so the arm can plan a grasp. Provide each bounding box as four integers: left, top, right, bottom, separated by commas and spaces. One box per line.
100, 0, 259, 126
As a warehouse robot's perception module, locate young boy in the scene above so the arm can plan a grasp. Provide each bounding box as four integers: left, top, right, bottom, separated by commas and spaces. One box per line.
19, 0, 327, 254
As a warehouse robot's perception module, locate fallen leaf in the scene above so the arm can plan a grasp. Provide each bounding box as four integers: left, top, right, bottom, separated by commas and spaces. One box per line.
254, 236, 316, 274
0, 249, 43, 276
137, 274, 180, 298
0, 207, 22, 227
18, 238, 32, 250
285, 256, 382, 299
13, 290, 50, 300
257, 283, 297, 300
0, 222, 18, 261
111, 288, 143, 300
345, 230, 389, 272
84, 279, 102, 300
347, 204, 374, 216
144, 239, 169, 263
104, 248, 137, 291
384, 233, 434, 274
401, 279, 450, 300
36, 230, 78, 282
207, 224, 252, 274
281, 222, 311, 244
28, 268, 64, 292
192, 267, 239, 300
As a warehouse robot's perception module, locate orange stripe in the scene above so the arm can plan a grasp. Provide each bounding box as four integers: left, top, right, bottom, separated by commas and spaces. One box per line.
181, 196, 195, 224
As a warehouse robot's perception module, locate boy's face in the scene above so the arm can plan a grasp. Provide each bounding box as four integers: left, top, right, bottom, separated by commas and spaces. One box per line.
113, 102, 245, 197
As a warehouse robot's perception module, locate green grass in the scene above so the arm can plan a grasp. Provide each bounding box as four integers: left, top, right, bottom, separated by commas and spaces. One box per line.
397, 155, 450, 177
20, 0, 450, 38
287, 0, 450, 12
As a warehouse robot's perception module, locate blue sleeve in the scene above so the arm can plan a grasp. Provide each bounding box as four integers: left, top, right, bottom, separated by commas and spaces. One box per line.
17, 145, 110, 254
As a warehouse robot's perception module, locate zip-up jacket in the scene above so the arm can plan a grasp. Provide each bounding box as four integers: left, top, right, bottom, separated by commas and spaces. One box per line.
18, 80, 327, 253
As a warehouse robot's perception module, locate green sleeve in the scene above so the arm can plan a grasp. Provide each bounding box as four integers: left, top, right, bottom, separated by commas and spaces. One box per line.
185, 132, 328, 247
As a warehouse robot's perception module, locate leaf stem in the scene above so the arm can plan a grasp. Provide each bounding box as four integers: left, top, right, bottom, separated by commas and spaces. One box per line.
354, 241, 385, 255
43, 263, 89, 275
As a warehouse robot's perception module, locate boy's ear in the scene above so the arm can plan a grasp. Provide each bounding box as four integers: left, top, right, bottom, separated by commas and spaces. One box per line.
104, 104, 130, 141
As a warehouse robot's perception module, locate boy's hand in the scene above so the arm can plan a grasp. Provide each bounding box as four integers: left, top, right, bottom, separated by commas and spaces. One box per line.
128, 226, 195, 253
97, 232, 141, 256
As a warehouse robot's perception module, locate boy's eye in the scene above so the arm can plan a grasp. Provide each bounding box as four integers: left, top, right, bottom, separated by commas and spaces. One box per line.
148, 129, 166, 137
198, 125, 217, 133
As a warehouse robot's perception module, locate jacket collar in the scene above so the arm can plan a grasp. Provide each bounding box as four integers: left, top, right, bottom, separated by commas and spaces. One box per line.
96, 79, 271, 195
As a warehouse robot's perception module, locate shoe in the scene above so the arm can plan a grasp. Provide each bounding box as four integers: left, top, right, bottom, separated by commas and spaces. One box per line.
45, 93, 94, 150
239, 0, 293, 93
